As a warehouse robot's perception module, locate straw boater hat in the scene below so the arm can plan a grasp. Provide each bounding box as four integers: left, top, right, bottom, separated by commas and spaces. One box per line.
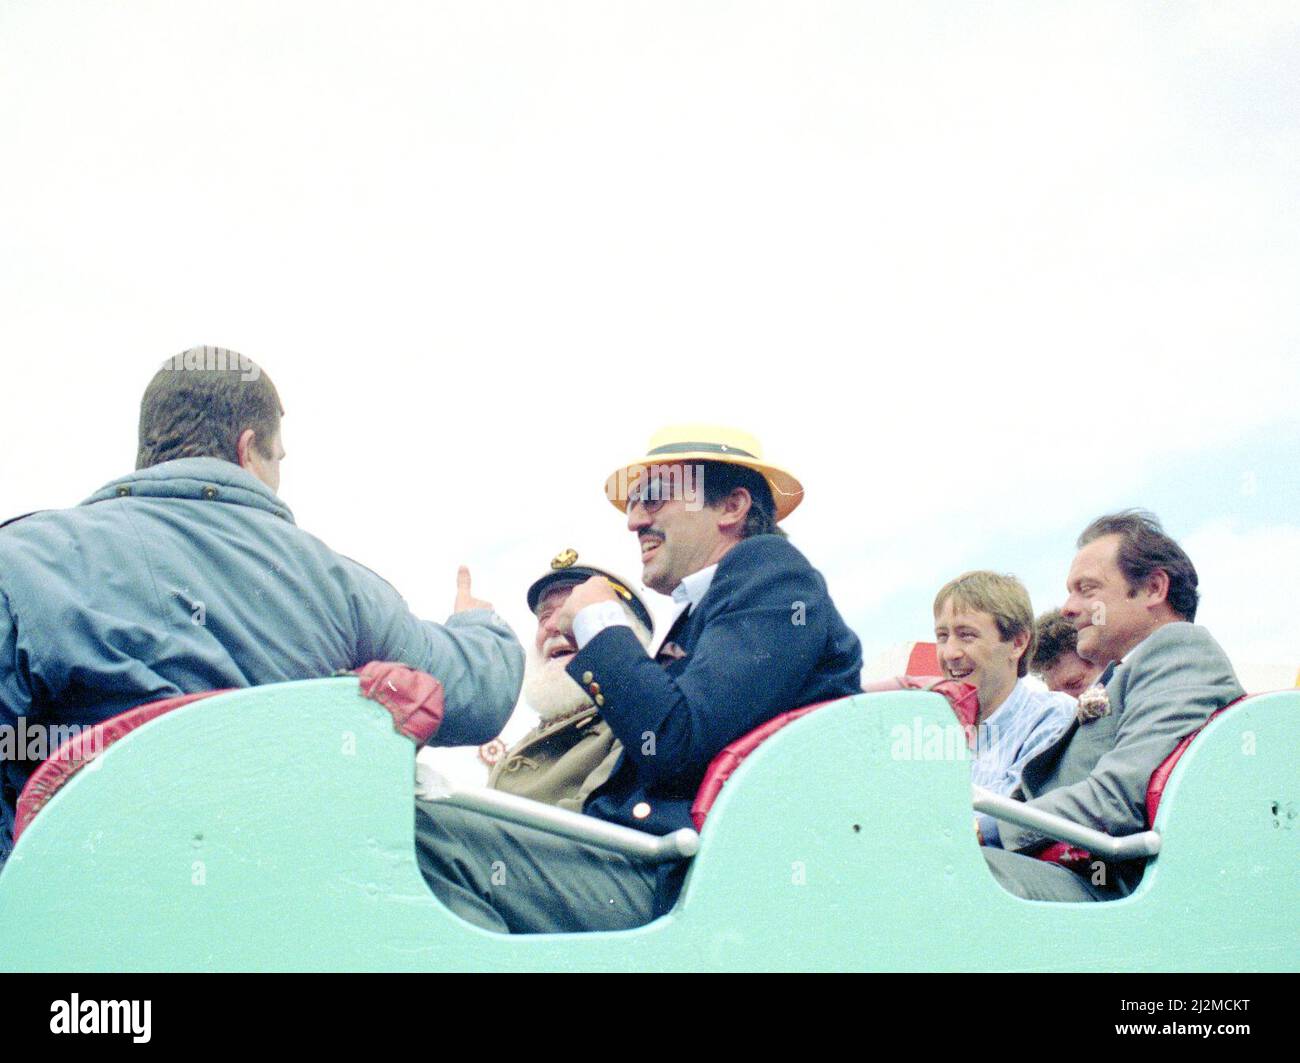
526, 549, 654, 632
604, 424, 804, 522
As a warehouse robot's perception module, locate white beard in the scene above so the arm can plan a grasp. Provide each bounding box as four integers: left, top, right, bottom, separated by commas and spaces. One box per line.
523, 648, 593, 722
522, 612, 653, 722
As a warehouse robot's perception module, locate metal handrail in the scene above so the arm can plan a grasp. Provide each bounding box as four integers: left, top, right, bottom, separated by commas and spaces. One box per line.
973, 786, 1162, 861
416, 773, 1159, 867
418, 771, 699, 865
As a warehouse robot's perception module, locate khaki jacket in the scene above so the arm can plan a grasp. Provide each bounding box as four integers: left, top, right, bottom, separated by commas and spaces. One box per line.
487, 707, 621, 812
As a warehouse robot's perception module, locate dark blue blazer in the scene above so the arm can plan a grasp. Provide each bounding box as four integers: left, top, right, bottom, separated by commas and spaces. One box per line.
567, 534, 862, 837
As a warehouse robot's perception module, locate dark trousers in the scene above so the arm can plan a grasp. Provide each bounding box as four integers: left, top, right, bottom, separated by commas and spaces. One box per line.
414, 800, 665, 934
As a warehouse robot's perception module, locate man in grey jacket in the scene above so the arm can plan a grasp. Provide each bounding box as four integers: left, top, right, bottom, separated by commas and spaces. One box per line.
981, 510, 1244, 901
0, 346, 524, 864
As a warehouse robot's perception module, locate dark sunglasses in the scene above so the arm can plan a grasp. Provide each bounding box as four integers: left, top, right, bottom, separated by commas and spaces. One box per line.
626, 478, 672, 514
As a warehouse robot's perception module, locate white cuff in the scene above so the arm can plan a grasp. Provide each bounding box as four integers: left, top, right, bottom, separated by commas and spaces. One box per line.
573, 599, 632, 649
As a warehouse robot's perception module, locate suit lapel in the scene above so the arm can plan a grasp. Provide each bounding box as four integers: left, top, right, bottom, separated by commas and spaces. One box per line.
652, 603, 692, 664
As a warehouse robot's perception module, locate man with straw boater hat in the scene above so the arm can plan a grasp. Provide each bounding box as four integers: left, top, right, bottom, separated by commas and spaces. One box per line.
414, 425, 862, 933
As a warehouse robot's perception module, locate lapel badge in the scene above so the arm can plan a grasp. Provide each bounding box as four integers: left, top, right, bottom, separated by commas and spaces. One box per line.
478, 737, 508, 766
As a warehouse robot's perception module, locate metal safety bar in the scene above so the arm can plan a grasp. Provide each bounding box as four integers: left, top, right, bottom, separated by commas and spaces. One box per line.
417, 774, 1158, 867
973, 786, 1162, 861
420, 772, 700, 865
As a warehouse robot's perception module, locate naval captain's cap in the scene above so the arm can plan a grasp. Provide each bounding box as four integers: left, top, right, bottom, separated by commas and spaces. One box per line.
526, 549, 654, 632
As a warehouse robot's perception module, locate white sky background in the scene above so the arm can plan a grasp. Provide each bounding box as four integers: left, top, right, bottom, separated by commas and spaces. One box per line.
2, 1, 1298, 757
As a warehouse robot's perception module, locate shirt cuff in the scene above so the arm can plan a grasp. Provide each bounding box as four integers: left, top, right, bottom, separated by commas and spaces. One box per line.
573, 599, 632, 649
976, 811, 1002, 848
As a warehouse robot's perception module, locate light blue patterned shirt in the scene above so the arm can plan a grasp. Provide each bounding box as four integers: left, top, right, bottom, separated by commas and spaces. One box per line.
971, 679, 1076, 847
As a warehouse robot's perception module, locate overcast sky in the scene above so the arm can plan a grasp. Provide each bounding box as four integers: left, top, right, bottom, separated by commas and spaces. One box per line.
2, 2, 1297, 767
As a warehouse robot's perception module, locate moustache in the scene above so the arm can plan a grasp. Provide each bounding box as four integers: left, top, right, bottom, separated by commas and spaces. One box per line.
540, 635, 577, 660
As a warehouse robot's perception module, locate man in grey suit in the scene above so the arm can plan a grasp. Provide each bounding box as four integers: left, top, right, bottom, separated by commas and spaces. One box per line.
981, 510, 1244, 901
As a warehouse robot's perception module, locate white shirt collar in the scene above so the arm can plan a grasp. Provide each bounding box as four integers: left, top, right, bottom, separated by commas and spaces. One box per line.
671, 563, 718, 613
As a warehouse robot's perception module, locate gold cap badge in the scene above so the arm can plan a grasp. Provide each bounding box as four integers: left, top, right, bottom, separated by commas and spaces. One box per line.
551, 548, 579, 570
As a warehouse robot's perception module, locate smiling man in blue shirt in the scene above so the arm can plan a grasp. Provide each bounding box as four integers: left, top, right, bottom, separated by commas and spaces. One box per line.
932, 571, 1075, 846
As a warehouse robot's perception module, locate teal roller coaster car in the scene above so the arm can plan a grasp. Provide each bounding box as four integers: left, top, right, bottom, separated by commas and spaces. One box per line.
0, 676, 1296, 971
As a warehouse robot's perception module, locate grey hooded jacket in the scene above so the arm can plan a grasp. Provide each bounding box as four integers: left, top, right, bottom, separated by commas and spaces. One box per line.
0, 457, 524, 859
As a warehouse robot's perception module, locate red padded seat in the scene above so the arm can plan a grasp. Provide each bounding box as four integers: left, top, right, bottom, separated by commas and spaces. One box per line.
689, 677, 979, 830
689, 682, 1261, 849
14, 689, 228, 841
13, 661, 446, 842
1036, 693, 1250, 868
906, 642, 940, 678
689, 701, 833, 831
1143, 697, 1243, 825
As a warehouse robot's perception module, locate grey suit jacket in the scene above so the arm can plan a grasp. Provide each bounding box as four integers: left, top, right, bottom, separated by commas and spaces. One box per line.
1000, 622, 1244, 883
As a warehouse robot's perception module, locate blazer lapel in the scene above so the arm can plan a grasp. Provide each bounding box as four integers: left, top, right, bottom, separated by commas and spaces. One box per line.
652, 603, 692, 664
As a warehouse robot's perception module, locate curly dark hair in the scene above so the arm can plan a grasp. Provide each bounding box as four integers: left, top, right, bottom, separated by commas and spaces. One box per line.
1031, 609, 1080, 673
1077, 509, 1199, 622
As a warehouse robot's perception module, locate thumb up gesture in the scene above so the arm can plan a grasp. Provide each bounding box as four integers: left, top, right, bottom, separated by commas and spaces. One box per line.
453, 566, 494, 614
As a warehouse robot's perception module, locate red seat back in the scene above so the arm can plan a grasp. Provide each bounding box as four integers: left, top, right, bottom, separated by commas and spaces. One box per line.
906, 642, 940, 678
861, 674, 981, 730
13, 661, 447, 842
1036, 693, 1251, 870
1143, 695, 1246, 826
689, 677, 979, 830
14, 690, 227, 841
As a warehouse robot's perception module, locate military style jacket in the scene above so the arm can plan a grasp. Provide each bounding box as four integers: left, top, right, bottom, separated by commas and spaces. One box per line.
487, 706, 621, 812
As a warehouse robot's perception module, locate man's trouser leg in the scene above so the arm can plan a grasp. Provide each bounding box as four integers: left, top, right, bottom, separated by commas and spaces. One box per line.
982, 847, 1118, 902
414, 800, 663, 934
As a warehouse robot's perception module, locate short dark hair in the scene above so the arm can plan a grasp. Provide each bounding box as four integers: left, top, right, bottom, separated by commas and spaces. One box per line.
136, 347, 283, 470
1031, 609, 1079, 673
699, 461, 785, 539
1077, 509, 1199, 622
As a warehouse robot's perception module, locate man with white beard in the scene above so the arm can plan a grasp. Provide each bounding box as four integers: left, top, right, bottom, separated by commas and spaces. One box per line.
483, 549, 654, 811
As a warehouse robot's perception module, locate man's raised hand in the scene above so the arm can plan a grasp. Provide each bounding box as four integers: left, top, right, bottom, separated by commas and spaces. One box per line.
453, 565, 494, 614
552, 575, 619, 635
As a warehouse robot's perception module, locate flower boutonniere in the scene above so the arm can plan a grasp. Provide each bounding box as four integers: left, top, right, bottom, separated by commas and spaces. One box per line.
1076, 683, 1111, 724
